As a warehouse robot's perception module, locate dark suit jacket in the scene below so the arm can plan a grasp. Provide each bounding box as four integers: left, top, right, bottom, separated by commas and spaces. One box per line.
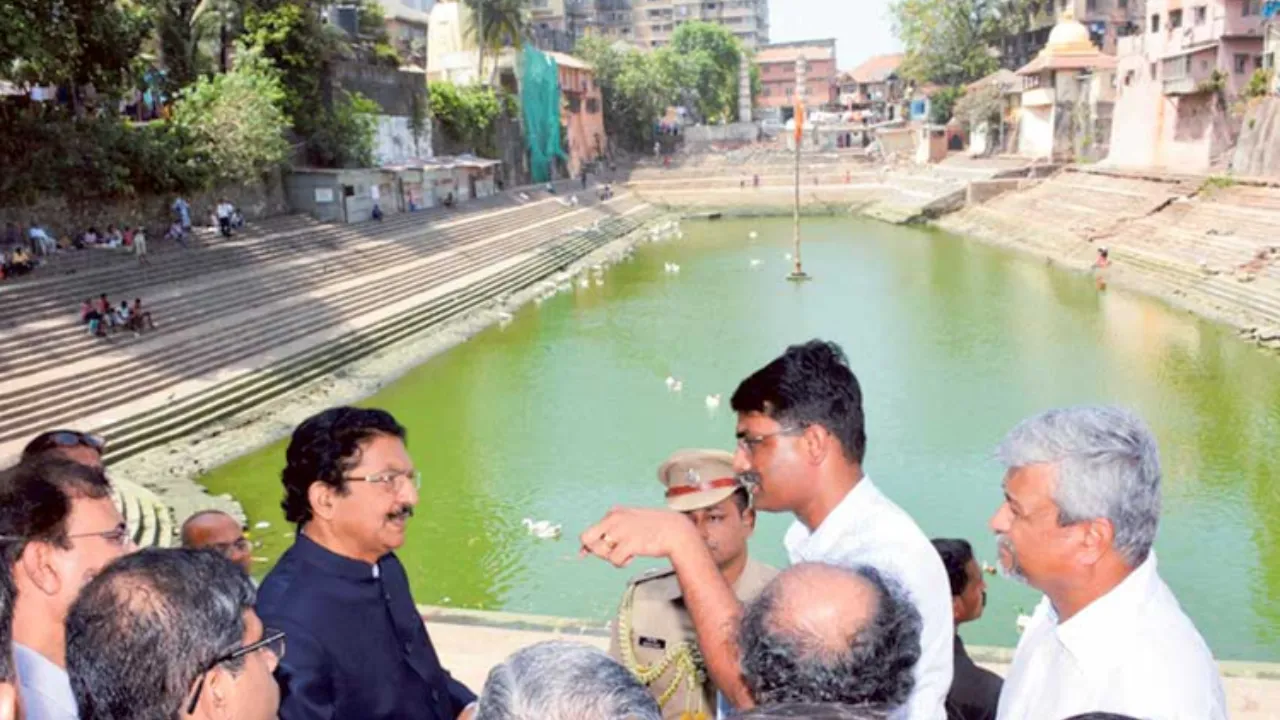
258, 533, 475, 720
946, 635, 1002, 720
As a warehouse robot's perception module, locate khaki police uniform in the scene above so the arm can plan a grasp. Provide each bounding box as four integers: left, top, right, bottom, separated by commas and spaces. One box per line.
608, 449, 779, 720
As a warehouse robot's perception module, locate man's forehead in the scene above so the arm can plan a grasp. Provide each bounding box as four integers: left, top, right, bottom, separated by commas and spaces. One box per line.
735, 411, 780, 431
1004, 464, 1056, 502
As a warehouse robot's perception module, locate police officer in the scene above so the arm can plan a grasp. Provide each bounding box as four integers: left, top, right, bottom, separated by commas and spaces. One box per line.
608, 449, 778, 720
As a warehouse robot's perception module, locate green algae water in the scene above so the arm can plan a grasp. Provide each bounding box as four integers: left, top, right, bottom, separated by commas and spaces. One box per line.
200, 216, 1280, 662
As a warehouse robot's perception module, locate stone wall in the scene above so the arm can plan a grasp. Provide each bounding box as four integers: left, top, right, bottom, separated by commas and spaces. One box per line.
1231, 97, 1280, 178
0, 173, 289, 239
683, 122, 761, 146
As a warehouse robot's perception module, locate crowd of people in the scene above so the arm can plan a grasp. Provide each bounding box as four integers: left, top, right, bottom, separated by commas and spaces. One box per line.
0, 339, 1230, 720
0, 197, 248, 283
79, 294, 155, 337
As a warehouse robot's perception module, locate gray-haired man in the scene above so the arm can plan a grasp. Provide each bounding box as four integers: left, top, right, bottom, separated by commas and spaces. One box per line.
990, 406, 1225, 720
476, 641, 659, 720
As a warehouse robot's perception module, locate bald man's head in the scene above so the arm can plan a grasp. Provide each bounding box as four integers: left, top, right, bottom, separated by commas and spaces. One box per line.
181, 511, 252, 575
739, 563, 921, 710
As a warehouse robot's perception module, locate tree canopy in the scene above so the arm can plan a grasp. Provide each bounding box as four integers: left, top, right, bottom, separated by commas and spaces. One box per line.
890, 0, 1032, 87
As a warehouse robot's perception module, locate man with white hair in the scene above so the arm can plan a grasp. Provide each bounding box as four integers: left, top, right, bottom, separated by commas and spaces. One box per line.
989, 406, 1225, 720
475, 641, 659, 720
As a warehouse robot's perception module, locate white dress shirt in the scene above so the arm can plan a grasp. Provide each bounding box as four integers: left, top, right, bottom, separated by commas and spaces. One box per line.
783, 477, 954, 720
15, 643, 79, 720
996, 552, 1227, 720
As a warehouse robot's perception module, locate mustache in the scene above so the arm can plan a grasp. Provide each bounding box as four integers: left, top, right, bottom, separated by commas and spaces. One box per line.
387, 506, 415, 522
737, 471, 763, 492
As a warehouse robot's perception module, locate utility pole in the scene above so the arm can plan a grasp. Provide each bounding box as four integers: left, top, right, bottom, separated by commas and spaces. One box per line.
789, 54, 811, 282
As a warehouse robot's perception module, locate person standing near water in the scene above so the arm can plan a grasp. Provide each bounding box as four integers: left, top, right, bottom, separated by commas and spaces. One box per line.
257, 407, 476, 720
608, 449, 777, 720
581, 340, 954, 719
989, 406, 1226, 720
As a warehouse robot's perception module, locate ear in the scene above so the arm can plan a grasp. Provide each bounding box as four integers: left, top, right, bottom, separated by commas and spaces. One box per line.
1077, 517, 1115, 566
20, 542, 63, 597
742, 508, 757, 532
307, 481, 339, 522
204, 666, 233, 719
0, 681, 17, 720
800, 424, 830, 465
951, 595, 965, 625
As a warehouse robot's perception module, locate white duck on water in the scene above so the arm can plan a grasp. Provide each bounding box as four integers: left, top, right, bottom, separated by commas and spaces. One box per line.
522, 518, 562, 540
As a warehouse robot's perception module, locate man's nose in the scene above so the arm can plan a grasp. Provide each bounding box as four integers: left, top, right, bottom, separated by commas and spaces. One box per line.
989, 503, 1011, 533
732, 445, 751, 473
398, 478, 420, 507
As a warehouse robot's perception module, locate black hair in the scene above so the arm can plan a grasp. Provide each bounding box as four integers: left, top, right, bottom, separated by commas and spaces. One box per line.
731, 340, 867, 463
737, 703, 890, 719
0, 457, 112, 564
0, 557, 13, 683
730, 486, 751, 514
281, 406, 406, 525
739, 565, 921, 709
930, 538, 975, 599
1062, 715, 1141, 720
66, 548, 256, 720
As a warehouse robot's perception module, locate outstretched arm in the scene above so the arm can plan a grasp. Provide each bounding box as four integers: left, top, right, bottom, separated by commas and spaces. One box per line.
580, 507, 755, 709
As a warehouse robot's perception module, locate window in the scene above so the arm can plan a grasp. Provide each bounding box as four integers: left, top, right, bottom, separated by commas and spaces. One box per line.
1256, 55, 1266, 71
586, 98, 599, 113
1087, 0, 1098, 10
1194, 6, 1207, 24
1244, 0, 1261, 15
1119, 0, 1128, 8
1150, 61, 1158, 79
1150, 13, 1160, 32
785, 86, 793, 97
1169, 9, 1182, 27
1235, 53, 1249, 73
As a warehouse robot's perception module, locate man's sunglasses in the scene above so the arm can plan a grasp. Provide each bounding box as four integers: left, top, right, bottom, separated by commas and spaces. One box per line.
186, 629, 286, 713
29, 431, 106, 454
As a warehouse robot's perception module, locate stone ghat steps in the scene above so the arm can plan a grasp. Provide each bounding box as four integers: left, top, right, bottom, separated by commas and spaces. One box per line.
0, 193, 545, 328
1113, 248, 1280, 326
1, 197, 603, 378
0, 215, 316, 308
0, 197, 650, 448
113, 478, 174, 549
96, 207, 659, 466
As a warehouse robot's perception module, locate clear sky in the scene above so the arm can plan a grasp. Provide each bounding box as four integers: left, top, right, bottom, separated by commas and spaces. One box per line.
769, 0, 902, 71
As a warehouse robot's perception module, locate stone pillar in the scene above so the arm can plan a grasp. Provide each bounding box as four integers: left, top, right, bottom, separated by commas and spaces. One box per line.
738, 51, 752, 122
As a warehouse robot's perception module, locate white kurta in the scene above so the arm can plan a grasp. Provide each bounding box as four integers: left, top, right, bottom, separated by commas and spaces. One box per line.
783, 477, 954, 720
996, 552, 1227, 720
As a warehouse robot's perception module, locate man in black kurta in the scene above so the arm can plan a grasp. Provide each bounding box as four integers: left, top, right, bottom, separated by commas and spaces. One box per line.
258, 407, 476, 720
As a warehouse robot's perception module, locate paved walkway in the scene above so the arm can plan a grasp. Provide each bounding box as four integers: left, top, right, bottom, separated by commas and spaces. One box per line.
421, 606, 1280, 718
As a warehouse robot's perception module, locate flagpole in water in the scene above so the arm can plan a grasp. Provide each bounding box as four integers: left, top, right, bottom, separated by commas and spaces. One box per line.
789, 56, 811, 282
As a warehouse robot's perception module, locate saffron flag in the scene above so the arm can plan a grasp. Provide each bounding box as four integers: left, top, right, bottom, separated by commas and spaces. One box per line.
794, 101, 805, 142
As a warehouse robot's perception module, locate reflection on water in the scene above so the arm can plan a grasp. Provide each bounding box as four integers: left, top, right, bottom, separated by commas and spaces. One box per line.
200, 216, 1280, 661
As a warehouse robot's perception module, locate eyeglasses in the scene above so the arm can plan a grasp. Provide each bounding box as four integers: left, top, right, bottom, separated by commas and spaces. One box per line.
345, 469, 422, 492
187, 629, 286, 714
736, 427, 804, 454
69, 523, 131, 548
208, 537, 252, 556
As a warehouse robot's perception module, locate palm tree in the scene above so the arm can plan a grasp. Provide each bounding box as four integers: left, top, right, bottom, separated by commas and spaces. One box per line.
191, 0, 242, 73
463, 0, 528, 85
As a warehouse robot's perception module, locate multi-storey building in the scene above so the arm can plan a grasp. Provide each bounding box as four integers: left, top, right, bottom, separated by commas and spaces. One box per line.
1109, 0, 1267, 169
532, 0, 769, 51
1001, 0, 1143, 71
755, 39, 838, 114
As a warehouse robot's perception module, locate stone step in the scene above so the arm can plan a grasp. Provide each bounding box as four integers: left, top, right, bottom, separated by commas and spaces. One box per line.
0, 198, 648, 447
1, 199, 591, 376
93, 208, 659, 467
